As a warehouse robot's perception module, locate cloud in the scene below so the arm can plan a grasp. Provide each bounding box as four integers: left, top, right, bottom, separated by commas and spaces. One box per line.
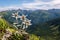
21, 0, 60, 9
0, 6, 24, 11
0, 0, 60, 11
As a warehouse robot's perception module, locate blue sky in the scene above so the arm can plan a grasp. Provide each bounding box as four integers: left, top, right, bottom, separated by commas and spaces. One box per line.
0, 0, 60, 11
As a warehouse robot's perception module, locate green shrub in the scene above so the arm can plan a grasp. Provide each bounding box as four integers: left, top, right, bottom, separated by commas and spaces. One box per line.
8, 33, 24, 40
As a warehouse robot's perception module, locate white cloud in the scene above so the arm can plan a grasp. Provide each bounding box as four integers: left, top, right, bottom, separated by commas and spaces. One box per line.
21, 0, 60, 9
0, 6, 24, 11
0, 0, 60, 11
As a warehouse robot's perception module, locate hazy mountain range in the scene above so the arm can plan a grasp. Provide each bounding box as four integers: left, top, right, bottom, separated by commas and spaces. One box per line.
0, 9, 60, 40
1, 9, 60, 24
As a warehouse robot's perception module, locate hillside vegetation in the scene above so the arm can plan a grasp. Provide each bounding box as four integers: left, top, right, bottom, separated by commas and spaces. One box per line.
0, 9, 60, 40
0, 18, 40, 40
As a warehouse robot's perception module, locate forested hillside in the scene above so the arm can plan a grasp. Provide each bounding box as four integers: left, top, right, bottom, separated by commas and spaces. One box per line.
27, 18, 60, 40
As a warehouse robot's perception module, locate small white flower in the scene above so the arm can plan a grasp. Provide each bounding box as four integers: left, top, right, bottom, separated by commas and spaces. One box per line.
17, 25, 21, 26
22, 22, 25, 24
25, 19, 32, 26
13, 23, 18, 25
12, 12, 32, 30
12, 12, 20, 20
25, 26, 28, 28
20, 14, 27, 20
23, 25, 26, 29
